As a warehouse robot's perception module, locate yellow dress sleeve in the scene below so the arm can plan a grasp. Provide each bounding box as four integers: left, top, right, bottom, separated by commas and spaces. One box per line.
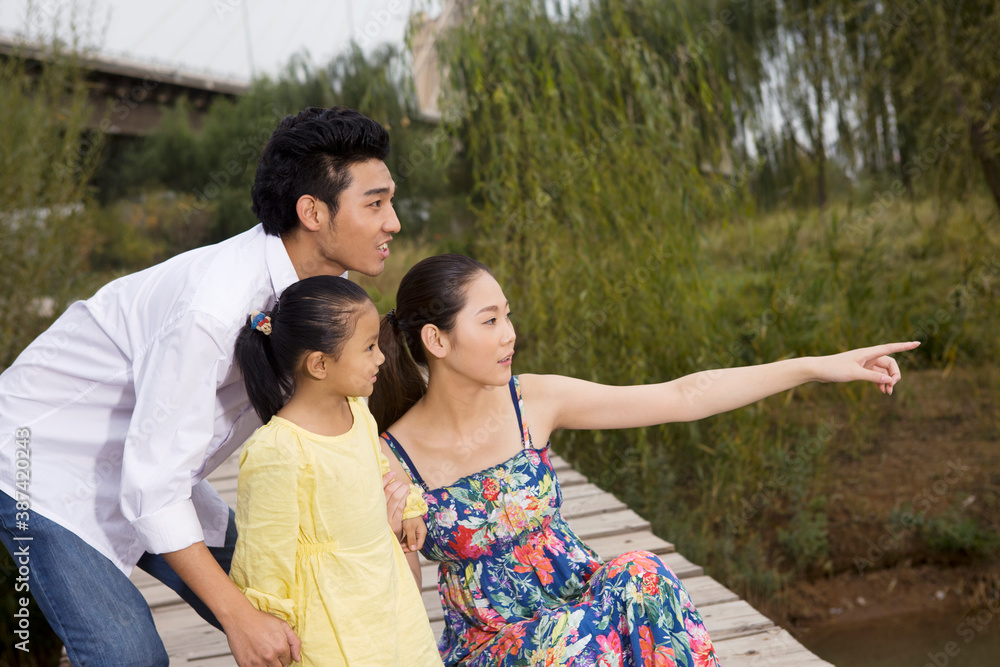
373, 438, 427, 519
359, 397, 428, 520
229, 426, 305, 630
402, 484, 428, 519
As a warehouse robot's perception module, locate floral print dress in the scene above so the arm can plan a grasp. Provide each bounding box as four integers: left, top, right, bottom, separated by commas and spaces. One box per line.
381, 376, 721, 667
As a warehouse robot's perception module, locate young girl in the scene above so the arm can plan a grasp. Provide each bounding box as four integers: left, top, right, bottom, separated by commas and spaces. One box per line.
371, 254, 919, 667
229, 275, 442, 667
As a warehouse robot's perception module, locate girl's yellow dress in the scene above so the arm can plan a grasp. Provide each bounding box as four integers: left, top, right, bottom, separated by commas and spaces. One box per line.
230, 396, 442, 667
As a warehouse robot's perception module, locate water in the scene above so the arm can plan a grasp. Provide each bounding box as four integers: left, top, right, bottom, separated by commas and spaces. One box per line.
800, 605, 1000, 667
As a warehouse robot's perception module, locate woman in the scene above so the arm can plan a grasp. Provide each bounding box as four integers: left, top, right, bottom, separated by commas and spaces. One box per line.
371, 254, 917, 667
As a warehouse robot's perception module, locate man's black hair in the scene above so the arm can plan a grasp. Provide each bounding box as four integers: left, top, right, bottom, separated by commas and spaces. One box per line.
251, 106, 391, 237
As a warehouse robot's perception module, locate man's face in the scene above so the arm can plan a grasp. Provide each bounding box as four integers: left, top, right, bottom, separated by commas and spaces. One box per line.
317, 159, 400, 277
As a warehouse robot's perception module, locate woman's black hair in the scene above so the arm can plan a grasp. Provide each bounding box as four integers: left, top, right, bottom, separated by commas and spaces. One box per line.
235, 275, 373, 422
370, 254, 491, 432
251, 106, 391, 237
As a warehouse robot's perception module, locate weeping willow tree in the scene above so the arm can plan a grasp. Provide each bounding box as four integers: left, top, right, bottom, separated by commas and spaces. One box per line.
429, 0, 914, 604
434, 0, 789, 579
437, 0, 716, 475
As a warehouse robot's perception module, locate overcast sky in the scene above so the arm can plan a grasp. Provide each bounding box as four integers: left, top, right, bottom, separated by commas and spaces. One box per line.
0, 0, 426, 81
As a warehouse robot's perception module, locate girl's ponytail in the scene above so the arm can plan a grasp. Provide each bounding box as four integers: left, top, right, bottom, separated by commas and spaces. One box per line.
371, 311, 426, 432
235, 312, 290, 423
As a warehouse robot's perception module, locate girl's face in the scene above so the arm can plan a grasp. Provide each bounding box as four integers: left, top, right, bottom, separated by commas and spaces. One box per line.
439, 271, 516, 386
328, 304, 385, 398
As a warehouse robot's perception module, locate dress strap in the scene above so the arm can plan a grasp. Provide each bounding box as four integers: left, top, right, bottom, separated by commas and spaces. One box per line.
380, 431, 430, 492
509, 375, 533, 449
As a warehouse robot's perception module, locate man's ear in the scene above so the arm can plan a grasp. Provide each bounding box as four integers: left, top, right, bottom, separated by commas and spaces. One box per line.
303, 350, 327, 380
296, 195, 325, 233
421, 324, 448, 360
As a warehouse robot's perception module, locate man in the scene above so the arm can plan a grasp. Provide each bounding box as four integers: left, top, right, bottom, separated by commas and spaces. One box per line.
0, 106, 400, 666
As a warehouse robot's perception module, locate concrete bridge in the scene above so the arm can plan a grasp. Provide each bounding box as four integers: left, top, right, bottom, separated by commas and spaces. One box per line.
0, 34, 249, 136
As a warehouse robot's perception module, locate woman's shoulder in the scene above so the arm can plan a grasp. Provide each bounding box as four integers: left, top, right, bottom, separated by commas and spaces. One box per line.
513, 374, 574, 450
379, 412, 415, 450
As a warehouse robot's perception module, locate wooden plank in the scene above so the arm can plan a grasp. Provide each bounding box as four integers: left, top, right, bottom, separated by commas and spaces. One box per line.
564, 508, 650, 540
699, 599, 776, 641
583, 530, 675, 560
561, 492, 627, 519
713, 628, 835, 666
682, 575, 740, 608
554, 469, 587, 486
559, 482, 608, 500
658, 551, 703, 579
140, 582, 185, 609
548, 454, 572, 472
424, 593, 446, 623
150, 606, 229, 661
129, 568, 162, 590
419, 562, 438, 591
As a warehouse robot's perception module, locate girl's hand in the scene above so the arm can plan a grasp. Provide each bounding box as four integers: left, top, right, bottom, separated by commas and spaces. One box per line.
401, 517, 427, 552
813, 341, 920, 394
383, 471, 409, 539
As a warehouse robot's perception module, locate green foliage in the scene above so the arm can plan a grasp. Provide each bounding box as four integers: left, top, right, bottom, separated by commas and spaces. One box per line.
921, 514, 999, 559
863, 0, 1000, 211
437, 0, 733, 507
890, 502, 1000, 562
95, 43, 470, 247
778, 505, 830, 571
0, 39, 102, 370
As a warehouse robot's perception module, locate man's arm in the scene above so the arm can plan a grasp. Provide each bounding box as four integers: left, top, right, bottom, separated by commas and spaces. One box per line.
122, 313, 298, 665
163, 543, 301, 667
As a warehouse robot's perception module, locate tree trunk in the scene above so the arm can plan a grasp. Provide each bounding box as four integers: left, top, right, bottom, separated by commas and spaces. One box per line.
950, 82, 1000, 216
814, 78, 827, 212
969, 118, 1000, 216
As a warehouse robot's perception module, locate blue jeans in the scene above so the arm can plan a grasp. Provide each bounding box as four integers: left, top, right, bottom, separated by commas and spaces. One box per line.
0, 490, 237, 666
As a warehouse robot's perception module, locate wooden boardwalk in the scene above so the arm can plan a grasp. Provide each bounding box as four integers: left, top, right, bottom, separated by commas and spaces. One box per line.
134, 451, 834, 666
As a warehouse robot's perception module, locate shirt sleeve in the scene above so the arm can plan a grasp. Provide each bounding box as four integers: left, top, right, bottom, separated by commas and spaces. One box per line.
121, 311, 233, 554
229, 429, 304, 628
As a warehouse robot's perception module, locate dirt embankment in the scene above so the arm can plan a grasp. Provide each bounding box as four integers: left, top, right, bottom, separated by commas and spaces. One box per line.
757, 368, 1000, 635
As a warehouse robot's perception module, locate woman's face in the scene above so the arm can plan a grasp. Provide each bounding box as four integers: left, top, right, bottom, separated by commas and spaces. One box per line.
439, 271, 516, 386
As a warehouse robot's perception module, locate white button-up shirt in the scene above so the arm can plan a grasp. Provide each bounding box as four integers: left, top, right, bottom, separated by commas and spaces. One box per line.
0, 224, 300, 573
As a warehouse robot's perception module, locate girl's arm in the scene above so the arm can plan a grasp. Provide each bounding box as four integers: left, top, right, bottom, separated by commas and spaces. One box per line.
406, 551, 422, 589
523, 341, 919, 432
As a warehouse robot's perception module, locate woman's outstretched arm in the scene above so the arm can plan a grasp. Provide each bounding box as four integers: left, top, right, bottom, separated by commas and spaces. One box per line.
523, 341, 919, 432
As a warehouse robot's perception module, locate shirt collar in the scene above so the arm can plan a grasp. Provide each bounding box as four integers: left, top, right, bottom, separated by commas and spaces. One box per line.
263, 227, 350, 301
264, 229, 300, 301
